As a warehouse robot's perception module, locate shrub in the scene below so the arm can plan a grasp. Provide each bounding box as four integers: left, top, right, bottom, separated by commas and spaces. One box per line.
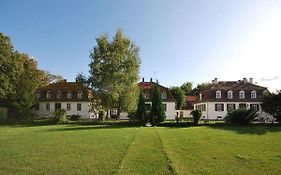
190, 109, 202, 125
68, 114, 81, 121
54, 109, 69, 124
225, 108, 257, 125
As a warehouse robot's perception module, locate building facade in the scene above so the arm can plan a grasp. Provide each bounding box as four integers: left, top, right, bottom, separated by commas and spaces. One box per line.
194, 78, 272, 120
35, 81, 93, 118
138, 79, 176, 120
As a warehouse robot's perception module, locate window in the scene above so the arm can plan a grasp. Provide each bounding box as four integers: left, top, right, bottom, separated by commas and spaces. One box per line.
227, 91, 233, 99
55, 103, 61, 110
215, 103, 224, 111
216, 90, 221, 99
67, 91, 72, 99
162, 92, 167, 99
250, 104, 259, 111
57, 91, 61, 99
239, 103, 247, 109
251, 91, 257, 99
145, 103, 151, 111
227, 104, 236, 111
78, 91, 83, 99
239, 90, 245, 99
197, 104, 206, 111
46, 91, 51, 99
77, 103, 82, 111
35, 103, 40, 110
199, 93, 202, 101
46, 103, 50, 111
163, 104, 167, 111
67, 103, 71, 111
36, 92, 40, 99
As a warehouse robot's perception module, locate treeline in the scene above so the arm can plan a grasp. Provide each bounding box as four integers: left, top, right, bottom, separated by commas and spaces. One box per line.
0, 33, 62, 120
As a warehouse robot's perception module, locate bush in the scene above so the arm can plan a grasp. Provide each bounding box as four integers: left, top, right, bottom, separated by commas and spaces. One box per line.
68, 114, 81, 121
54, 109, 69, 124
190, 109, 202, 125
225, 108, 257, 125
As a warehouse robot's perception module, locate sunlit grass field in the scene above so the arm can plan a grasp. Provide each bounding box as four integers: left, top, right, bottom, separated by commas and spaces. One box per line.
1, 124, 281, 174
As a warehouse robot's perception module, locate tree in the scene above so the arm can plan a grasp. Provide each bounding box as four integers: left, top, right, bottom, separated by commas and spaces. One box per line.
89, 29, 141, 116
181, 82, 193, 96
136, 90, 146, 123
151, 84, 166, 125
170, 86, 185, 110
262, 91, 281, 122
225, 108, 258, 125
190, 109, 202, 125
75, 72, 88, 86
192, 82, 212, 95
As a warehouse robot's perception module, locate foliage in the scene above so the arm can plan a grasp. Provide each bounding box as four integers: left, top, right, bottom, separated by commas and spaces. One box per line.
180, 82, 193, 96
262, 90, 281, 121
192, 82, 212, 95
151, 83, 166, 125
225, 108, 258, 125
75, 72, 89, 86
54, 109, 69, 124
136, 90, 146, 123
89, 29, 140, 115
190, 109, 202, 125
170, 86, 185, 110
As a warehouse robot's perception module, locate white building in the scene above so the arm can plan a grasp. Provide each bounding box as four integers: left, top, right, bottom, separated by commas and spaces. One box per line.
194, 78, 272, 121
35, 81, 93, 118
138, 79, 176, 120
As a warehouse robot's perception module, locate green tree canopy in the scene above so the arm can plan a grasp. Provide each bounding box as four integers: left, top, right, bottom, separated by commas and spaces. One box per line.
192, 82, 212, 95
136, 90, 146, 123
180, 82, 193, 96
151, 83, 166, 125
262, 91, 281, 121
170, 86, 185, 110
89, 29, 140, 115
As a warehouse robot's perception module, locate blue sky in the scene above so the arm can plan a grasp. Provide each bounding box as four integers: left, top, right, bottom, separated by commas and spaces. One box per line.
1, 0, 280, 91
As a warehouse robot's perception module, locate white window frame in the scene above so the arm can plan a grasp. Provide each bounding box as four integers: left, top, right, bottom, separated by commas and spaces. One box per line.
251, 91, 257, 99
67, 103, 71, 111
239, 90, 245, 99
36, 92, 40, 99
57, 91, 61, 99
227, 90, 233, 99
46, 103, 50, 111
77, 91, 83, 99
67, 91, 72, 99
46, 91, 51, 99
216, 90, 221, 99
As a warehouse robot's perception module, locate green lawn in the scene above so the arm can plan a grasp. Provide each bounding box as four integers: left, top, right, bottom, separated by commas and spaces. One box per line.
1, 124, 281, 175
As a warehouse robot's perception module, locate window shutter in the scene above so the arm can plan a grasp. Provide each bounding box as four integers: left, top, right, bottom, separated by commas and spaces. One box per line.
215, 104, 218, 111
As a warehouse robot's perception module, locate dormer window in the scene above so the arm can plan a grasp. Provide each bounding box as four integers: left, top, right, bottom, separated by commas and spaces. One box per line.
78, 91, 83, 99
36, 91, 40, 99
227, 90, 233, 99
251, 91, 257, 99
57, 91, 61, 99
199, 93, 202, 101
162, 92, 167, 99
67, 91, 72, 99
239, 90, 245, 99
46, 91, 51, 99
216, 90, 221, 99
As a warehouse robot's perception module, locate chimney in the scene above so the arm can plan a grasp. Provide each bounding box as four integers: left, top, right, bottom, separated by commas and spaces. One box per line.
243, 78, 247, 84
249, 78, 253, 84
150, 78, 153, 82
213, 78, 218, 84
142, 77, 144, 82
63, 79, 67, 82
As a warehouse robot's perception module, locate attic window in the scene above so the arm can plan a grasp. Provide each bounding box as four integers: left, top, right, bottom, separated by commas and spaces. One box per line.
199, 93, 202, 100
67, 91, 72, 99
46, 91, 51, 99
251, 91, 257, 99
216, 90, 221, 99
162, 92, 167, 99
57, 91, 61, 99
239, 90, 245, 99
78, 91, 83, 99
36, 92, 40, 99
227, 90, 233, 99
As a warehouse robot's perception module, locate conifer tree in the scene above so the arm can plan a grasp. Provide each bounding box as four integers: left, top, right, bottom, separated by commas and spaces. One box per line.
151, 83, 166, 125
136, 90, 146, 123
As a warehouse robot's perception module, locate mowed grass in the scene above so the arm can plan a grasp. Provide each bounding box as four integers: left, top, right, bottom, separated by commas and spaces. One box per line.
1, 124, 281, 175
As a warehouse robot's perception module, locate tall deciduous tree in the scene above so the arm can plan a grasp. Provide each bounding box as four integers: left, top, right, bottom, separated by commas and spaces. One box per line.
89, 29, 140, 116
181, 82, 193, 96
75, 72, 89, 86
151, 84, 166, 125
170, 86, 185, 110
136, 90, 146, 123
262, 91, 281, 122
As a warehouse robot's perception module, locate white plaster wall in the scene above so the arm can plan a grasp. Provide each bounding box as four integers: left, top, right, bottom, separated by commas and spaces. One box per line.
165, 102, 176, 120
35, 102, 92, 118
175, 110, 193, 118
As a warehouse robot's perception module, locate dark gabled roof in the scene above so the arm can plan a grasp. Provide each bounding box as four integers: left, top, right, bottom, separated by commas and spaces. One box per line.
186, 96, 198, 102
38, 81, 87, 91
138, 82, 175, 102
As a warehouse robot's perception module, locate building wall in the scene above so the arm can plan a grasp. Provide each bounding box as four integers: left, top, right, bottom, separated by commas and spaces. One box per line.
194, 102, 273, 121
175, 110, 193, 118
145, 102, 176, 120
35, 102, 92, 118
